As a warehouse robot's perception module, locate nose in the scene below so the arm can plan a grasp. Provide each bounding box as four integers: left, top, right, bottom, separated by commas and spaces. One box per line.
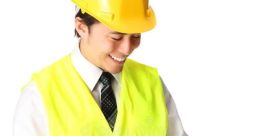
119, 37, 139, 56
119, 39, 133, 56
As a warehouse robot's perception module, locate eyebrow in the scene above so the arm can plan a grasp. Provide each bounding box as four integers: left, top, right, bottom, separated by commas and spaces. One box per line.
110, 32, 140, 35
110, 32, 126, 35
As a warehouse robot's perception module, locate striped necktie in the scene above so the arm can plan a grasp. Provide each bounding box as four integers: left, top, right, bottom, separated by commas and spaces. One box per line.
98, 72, 117, 130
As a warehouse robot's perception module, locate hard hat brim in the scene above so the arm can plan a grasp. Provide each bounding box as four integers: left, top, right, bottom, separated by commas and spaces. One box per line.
72, 0, 156, 33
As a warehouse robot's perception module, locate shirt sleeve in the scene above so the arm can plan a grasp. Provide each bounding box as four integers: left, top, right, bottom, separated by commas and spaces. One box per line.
13, 81, 49, 136
160, 78, 188, 136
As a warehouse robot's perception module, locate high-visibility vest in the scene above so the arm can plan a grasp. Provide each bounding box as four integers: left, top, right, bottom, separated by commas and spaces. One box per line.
32, 55, 168, 136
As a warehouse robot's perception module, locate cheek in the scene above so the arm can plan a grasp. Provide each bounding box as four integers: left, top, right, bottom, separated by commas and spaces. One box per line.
102, 40, 118, 53
90, 37, 109, 52
98, 43, 115, 60
90, 35, 117, 56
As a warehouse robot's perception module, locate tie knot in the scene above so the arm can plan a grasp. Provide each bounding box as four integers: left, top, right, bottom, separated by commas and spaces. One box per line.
99, 72, 113, 86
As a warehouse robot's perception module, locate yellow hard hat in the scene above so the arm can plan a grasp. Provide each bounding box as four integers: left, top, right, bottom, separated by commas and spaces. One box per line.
71, 0, 156, 33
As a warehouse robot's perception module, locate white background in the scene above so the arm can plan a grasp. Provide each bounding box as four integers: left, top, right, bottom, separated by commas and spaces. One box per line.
0, 0, 259, 135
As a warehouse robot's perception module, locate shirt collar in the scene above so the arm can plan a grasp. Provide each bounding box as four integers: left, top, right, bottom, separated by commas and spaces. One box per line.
71, 44, 121, 91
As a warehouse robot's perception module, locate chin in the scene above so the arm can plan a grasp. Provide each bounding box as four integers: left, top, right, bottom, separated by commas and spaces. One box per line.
107, 66, 123, 74
110, 69, 122, 74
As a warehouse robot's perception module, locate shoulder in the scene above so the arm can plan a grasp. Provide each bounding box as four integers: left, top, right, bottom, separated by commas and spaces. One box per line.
124, 59, 158, 73
34, 55, 71, 74
125, 59, 156, 69
17, 81, 43, 114
19, 81, 44, 104
14, 81, 49, 136
123, 59, 160, 83
32, 55, 72, 81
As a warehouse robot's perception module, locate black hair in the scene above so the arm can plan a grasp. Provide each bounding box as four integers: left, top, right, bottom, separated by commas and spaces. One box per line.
74, 9, 99, 37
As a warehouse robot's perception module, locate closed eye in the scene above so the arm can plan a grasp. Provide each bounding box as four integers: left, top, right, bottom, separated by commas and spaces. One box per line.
111, 37, 122, 41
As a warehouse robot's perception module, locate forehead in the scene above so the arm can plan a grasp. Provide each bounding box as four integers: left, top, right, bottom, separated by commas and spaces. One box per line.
91, 23, 140, 35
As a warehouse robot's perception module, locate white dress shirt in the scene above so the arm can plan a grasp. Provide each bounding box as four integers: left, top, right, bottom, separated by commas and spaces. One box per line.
13, 44, 188, 136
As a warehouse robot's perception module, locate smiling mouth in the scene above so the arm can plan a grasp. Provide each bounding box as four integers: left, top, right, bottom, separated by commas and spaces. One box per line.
109, 55, 126, 62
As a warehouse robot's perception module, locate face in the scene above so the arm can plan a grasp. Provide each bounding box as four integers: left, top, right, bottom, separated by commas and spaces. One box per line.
77, 20, 141, 74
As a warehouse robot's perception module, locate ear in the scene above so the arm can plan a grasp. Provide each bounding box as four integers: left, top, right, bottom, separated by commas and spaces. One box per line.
75, 17, 89, 38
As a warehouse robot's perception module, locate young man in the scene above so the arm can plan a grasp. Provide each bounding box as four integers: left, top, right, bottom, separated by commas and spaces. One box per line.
14, 0, 188, 135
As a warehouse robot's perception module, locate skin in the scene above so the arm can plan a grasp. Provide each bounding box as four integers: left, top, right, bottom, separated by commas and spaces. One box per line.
75, 17, 141, 74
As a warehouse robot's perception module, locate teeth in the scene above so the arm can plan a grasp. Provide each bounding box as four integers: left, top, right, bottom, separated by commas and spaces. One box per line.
110, 55, 126, 62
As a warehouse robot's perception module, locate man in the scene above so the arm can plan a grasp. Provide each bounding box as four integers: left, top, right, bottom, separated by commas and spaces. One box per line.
14, 0, 188, 135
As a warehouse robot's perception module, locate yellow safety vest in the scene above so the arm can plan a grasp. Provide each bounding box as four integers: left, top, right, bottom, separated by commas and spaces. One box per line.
32, 55, 168, 136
